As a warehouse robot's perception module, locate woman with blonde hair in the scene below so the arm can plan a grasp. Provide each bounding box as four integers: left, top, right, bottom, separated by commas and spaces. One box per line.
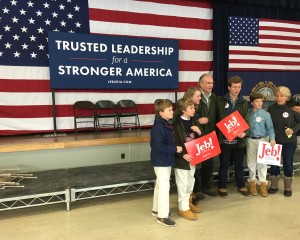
268, 86, 300, 197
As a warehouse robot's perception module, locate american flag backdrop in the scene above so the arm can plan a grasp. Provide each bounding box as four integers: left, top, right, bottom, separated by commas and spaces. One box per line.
0, 0, 213, 135
229, 16, 300, 71
228, 16, 300, 95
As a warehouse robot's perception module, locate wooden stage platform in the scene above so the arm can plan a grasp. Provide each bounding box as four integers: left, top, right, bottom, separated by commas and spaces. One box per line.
0, 129, 151, 153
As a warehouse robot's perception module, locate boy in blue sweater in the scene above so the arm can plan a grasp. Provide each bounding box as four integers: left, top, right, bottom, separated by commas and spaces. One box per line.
150, 99, 182, 227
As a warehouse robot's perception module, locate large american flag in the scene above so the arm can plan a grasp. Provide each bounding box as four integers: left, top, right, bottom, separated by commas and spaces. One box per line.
0, 0, 213, 135
228, 16, 300, 71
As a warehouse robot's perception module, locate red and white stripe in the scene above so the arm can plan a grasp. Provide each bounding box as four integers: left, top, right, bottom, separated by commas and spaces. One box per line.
0, 0, 213, 135
229, 18, 300, 71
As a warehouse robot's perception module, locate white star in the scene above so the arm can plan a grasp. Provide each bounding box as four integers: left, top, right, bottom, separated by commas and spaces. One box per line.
36, 10, 42, 16
67, 13, 73, 19
21, 43, 29, 49
74, 5, 80, 11
45, 19, 51, 25
59, 4, 65, 10
0, 35, 2, 40
21, 26, 28, 32
20, 8, 26, 15
13, 34, 20, 40
45, 37, 48, 42
53, 28, 59, 32
52, 12, 58, 18
0, 52, 3, 57
28, 18, 35, 24
38, 44, 45, 50
43, 2, 50, 8
60, 21, 66, 27
29, 35, 36, 41
37, 27, 44, 33
27, 1, 34, 7
11, 0, 17, 6
5, 42, 12, 49
68, 30, 74, 33
12, 16, 19, 23
30, 52, 37, 58
67, 0, 72, 2
3, 7, 10, 14
4, 25, 11, 31
75, 22, 81, 28
46, 54, 49, 58
14, 51, 21, 58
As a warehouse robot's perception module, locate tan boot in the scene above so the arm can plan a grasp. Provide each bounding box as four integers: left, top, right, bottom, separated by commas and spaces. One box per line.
259, 182, 268, 197
189, 202, 202, 213
249, 180, 257, 196
178, 210, 197, 220
284, 177, 293, 197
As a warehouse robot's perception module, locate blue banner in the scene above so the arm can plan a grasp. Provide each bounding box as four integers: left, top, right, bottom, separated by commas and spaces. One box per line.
48, 32, 179, 89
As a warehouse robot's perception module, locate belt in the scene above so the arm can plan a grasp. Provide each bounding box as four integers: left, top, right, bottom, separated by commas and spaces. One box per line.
248, 136, 262, 139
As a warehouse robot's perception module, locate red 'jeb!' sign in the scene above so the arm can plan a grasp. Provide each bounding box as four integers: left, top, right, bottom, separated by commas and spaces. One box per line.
257, 141, 282, 166
184, 131, 221, 166
216, 110, 249, 142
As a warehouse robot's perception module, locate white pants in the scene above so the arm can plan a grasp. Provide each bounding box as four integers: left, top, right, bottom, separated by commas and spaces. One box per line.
152, 166, 171, 218
246, 138, 268, 183
174, 164, 196, 211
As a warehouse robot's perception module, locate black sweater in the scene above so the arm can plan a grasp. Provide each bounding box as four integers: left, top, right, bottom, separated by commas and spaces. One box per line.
268, 103, 300, 143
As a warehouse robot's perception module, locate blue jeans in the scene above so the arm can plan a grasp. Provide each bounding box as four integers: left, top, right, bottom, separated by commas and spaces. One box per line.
218, 144, 246, 189
270, 141, 297, 177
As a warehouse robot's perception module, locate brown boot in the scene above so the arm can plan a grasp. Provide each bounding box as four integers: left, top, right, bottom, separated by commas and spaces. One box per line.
259, 182, 268, 197
249, 180, 257, 196
284, 177, 293, 197
268, 175, 279, 194
178, 210, 197, 220
189, 202, 202, 213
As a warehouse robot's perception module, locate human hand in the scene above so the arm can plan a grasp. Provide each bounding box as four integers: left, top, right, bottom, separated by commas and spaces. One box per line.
176, 146, 183, 153
183, 154, 193, 162
285, 128, 293, 138
237, 132, 246, 138
270, 140, 276, 147
199, 117, 209, 124
191, 126, 201, 135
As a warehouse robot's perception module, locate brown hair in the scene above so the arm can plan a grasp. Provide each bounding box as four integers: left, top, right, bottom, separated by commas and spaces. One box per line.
228, 76, 243, 87
154, 99, 173, 115
250, 93, 264, 102
176, 98, 194, 115
183, 86, 201, 100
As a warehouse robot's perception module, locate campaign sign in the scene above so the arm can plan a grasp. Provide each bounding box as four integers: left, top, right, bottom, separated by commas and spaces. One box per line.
216, 110, 249, 142
48, 32, 179, 89
184, 131, 221, 166
257, 142, 282, 166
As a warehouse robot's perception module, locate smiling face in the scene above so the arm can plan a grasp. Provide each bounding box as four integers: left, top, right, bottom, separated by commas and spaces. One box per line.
275, 91, 289, 105
199, 75, 214, 95
191, 90, 201, 105
159, 106, 174, 121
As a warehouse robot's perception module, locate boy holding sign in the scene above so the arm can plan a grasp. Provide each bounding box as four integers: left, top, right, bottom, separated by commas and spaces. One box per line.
173, 98, 203, 221
246, 93, 276, 197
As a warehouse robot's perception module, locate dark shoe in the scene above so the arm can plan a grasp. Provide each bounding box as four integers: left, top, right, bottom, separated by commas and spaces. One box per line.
268, 188, 278, 194
157, 217, 176, 227
218, 188, 228, 197
238, 188, 250, 196
152, 211, 171, 217
284, 190, 292, 197
202, 188, 218, 197
191, 192, 205, 204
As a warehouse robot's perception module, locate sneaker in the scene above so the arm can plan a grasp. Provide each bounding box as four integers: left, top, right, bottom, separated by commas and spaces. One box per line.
202, 188, 218, 197
152, 211, 171, 217
218, 188, 228, 197
156, 217, 176, 227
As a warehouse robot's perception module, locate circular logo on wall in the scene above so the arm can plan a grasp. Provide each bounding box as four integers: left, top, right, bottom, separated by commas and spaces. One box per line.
251, 81, 276, 96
